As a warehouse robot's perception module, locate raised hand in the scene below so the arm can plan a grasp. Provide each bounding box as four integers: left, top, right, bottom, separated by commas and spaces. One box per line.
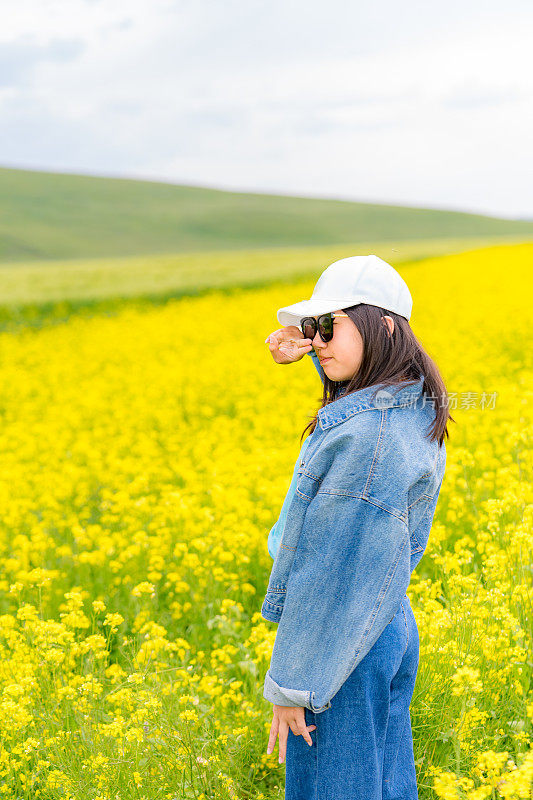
264, 326, 314, 365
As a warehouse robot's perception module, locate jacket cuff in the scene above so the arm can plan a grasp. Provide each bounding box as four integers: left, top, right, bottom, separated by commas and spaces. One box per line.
263, 670, 310, 708
263, 671, 333, 713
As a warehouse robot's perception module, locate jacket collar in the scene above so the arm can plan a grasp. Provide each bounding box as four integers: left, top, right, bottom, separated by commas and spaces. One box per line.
318, 375, 425, 430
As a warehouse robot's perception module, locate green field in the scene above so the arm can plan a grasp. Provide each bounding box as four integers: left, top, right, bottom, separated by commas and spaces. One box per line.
1, 237, 531, 334
2, 165, 533, 262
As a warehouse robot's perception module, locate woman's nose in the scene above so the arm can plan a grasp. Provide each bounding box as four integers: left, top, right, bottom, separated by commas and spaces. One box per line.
312, 330, 324, 348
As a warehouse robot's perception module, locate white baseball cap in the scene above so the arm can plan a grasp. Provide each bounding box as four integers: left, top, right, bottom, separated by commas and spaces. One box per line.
277, 254, 413, 328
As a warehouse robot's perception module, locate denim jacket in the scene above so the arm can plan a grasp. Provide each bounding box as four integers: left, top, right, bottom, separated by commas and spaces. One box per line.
261, 350, 446, 712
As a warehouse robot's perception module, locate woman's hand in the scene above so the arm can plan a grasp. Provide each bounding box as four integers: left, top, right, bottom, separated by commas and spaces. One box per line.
267, 704, 317, 764
264, 326, 314, 365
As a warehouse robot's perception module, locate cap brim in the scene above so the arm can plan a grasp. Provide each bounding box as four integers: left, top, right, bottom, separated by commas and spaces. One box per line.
277, 298, 362, 328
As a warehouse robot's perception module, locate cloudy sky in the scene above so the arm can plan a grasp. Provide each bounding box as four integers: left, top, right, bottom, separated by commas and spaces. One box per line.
2, 0, 532, 218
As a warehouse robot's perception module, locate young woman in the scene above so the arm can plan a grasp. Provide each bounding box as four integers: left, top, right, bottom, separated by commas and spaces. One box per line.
261, 255, 452, 800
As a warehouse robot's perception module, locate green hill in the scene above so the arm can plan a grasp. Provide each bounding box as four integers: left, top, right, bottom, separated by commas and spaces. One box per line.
1, 165, 533, 263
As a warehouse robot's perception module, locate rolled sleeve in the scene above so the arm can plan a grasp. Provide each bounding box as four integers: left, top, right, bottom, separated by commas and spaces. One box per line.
263, 671, 312, 708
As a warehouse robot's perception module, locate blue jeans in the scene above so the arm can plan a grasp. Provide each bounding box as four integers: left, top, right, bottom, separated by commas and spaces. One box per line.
285, 595, 420, 800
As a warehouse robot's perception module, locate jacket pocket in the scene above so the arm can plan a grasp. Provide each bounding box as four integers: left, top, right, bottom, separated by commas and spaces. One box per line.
410, 531, 425, 555
408, 494, 429, 551
408, 493, 437, 554
296, 468, 320, 500
261, 587, 286, 622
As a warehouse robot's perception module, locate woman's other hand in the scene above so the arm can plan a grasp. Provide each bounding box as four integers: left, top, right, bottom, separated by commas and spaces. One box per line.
267, 704, 317, 764
264, 326, 314, 365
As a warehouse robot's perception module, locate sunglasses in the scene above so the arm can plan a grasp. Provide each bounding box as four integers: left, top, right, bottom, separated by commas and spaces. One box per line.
300, 312, 348, 343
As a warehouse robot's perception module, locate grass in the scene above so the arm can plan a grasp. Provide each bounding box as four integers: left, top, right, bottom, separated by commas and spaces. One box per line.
0, 235, 532, 334
2, 165, 533, 262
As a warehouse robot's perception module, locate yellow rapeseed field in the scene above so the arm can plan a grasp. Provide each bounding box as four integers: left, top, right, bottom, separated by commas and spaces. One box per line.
0, 241, 531, 799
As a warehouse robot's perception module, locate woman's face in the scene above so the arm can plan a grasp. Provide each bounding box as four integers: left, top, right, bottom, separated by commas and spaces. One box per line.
311, 311, 394, 382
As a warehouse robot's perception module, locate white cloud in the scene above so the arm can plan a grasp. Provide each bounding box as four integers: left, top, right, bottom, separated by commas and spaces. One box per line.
1, 0, 532, 218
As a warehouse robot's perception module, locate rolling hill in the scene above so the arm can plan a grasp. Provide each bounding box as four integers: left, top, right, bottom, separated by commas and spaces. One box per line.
1, 165, 533, 263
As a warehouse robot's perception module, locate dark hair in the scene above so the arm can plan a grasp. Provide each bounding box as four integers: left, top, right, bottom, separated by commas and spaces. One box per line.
301, 303, 454, 447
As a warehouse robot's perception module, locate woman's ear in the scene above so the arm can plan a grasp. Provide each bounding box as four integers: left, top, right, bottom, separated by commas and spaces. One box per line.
382, 315, 394, 337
